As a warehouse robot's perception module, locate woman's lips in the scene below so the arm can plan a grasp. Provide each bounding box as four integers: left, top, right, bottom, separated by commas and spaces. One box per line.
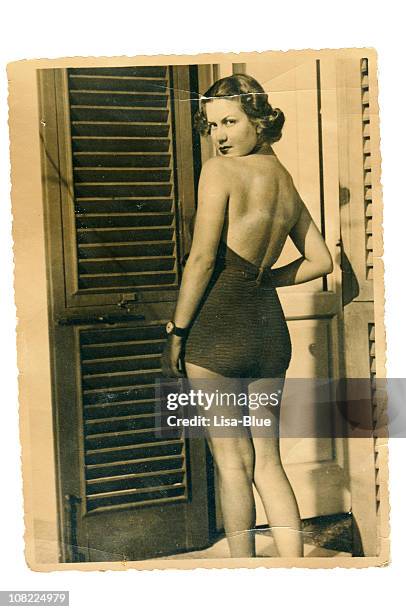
219, 146, 232, 154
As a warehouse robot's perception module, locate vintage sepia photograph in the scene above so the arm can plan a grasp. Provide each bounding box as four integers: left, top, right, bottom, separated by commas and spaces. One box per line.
8, 48, 388, 570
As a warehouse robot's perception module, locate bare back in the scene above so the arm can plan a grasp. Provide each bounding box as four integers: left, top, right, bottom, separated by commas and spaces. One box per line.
220, 153, 299, 269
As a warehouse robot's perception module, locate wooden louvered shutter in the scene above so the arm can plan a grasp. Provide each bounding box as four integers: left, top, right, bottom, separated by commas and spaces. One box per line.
337, 55, 381, 556
80, 325, 187, 513
55, 66, 188, 309
40, 65, 210, 561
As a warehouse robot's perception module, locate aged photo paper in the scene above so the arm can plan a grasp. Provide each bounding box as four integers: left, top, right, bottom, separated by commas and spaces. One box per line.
8, 48, 389, 570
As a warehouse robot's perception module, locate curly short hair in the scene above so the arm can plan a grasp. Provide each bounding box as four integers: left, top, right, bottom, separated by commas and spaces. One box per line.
194, 73, 285, 145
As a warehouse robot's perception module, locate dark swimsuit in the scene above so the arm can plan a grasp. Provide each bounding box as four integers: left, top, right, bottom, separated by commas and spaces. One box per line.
184, 241, 292, 378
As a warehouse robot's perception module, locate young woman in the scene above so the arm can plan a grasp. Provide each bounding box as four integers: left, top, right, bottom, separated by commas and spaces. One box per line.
161, 74, 333, 558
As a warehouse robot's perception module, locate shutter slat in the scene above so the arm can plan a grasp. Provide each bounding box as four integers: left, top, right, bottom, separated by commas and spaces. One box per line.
72, 137, 171, 153
83, 386, 178, 407
86, 439, 181, 455
75, 199, 173, 213
83, 381, 157, 394
87, 482, 184, 500
87, 453, 183, 468
78, 243, 174, 258
84, 399, 164, 420
86, 415, 165, 435
87, 492, 187, 513
82, 338, 162, 354
86, 455, 184, 479
85, 411, 165, 425
82, 342, 166, 360
87, 467, 184, 485
69, 76, 169, 93
87, 471, 185, 495
76, 212, 173, 228
82, 355, 162, 375
74, 169, 171, 183
78, 255, 174, 274
80, 325, 166, 344
82, 367, 162, 390
84, 384, 156, 405
70, 91, 168, 107
75, 183, 173, 198
85, 420, 181, 438
74, 154, 171, 167
364, 171, 372, 187
86, 486, 186, 512
79, 273, 176, 290
86, 440, 183, 459
71, 123, 170, 137
69, 67, 167, 77
85, 430, 182, 451
70, 107, 169, 123
85, 405, 159, 420
77, 228, 174, 244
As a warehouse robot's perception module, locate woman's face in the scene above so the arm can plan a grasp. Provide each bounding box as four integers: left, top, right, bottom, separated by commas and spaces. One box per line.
205, 98, 259, 157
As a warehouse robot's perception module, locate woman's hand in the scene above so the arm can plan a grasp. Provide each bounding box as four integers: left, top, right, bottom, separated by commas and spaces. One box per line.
160, 335, 184, 378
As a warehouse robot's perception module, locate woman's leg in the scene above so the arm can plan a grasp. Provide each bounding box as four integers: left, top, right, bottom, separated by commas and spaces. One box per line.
185, 362, 256, 557
248, 376, 304, 557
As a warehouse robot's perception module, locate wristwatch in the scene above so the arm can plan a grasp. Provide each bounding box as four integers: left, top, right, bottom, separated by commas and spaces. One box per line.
165, 320, 188, 338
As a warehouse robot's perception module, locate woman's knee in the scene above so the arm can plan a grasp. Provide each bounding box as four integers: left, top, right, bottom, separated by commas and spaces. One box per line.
252, 439, 283, 473
211, 439, 254, 480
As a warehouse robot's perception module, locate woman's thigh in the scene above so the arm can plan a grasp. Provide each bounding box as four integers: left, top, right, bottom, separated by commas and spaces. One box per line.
185, 362, 254, 468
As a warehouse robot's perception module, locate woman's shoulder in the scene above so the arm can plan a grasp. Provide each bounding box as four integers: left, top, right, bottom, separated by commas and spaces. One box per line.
199, 156, 235, 187
201, 156, 235, 173
200, 154, 294, 185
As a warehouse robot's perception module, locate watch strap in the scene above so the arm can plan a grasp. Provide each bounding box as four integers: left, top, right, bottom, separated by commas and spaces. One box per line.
166, 320, 188, 338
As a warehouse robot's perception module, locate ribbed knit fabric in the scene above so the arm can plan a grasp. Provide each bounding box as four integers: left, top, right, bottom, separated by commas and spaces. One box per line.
184, 242, 291, 378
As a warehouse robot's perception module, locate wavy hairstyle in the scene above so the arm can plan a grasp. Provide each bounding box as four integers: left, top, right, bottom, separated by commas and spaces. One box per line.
194, 73, 285, 145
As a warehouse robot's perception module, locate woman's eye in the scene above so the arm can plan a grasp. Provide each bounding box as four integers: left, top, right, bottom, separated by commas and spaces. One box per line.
225, 119, 236, 126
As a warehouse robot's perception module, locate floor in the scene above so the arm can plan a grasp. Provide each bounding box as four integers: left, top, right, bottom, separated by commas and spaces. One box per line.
163, 513, 354, 559
34, 513, 355, 563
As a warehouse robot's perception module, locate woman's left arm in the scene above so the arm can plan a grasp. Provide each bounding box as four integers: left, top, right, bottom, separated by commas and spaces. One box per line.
161, 158, 229, 376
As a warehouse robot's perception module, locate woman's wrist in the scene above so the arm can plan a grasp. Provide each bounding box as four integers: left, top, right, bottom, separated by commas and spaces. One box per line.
168, 334, 184, 345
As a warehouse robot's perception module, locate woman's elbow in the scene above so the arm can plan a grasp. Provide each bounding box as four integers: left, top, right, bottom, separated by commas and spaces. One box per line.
186, 252, 216, 273
321, 252, 334, 275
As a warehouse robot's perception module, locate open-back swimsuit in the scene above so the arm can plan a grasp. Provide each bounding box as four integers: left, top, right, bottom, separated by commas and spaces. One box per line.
184, 241, 291, 378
